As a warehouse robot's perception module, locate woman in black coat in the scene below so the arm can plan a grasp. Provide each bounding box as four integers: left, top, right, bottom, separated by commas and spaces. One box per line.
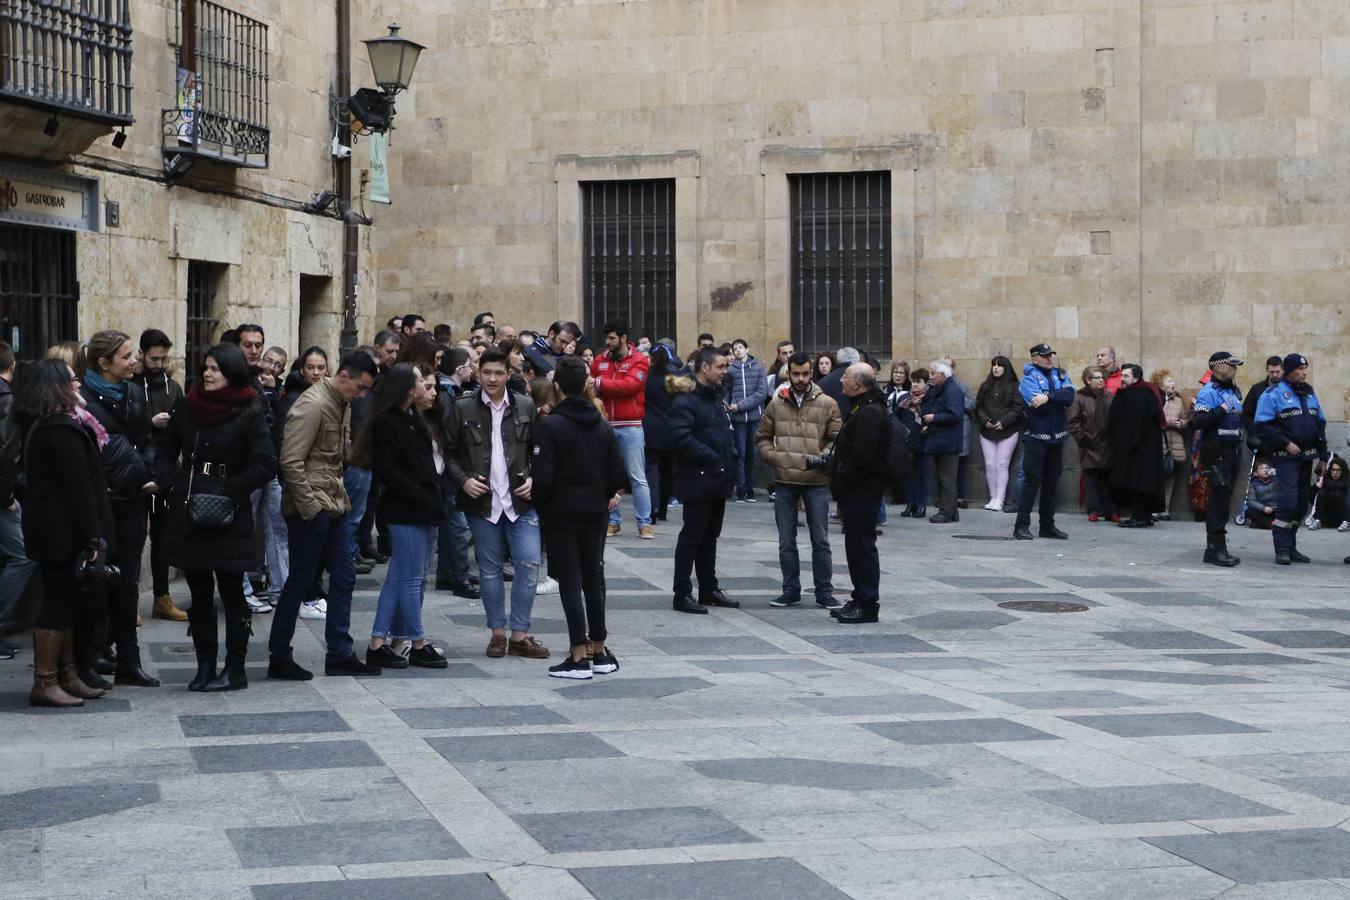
352, 364, 446, 671
81, 330, 160, 687
643, 342, 683, 520
1107, 364, 1167, 527
975, 356, 1024, 511
15, 359, 114, 707
155, 344, 277, 691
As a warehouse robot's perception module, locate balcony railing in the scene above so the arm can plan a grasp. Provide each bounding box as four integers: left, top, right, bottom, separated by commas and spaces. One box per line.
0, 0, 134, 124
162, 0, 268, 168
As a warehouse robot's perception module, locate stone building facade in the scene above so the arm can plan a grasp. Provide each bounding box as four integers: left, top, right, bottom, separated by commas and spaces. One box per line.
375, 0, 1350, 421
0, 0, 383, 370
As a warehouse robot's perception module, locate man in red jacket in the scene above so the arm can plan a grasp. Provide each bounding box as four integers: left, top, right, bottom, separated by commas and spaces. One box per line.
592, 319, 654, 539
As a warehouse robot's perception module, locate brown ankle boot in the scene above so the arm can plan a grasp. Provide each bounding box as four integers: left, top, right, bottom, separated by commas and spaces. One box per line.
58, 630, 105, 699
31, 629, 83, 708
152, 594, 188, 622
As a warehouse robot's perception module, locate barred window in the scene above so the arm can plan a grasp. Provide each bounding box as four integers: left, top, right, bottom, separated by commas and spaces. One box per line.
185, 260, 224, 379
0, 0, 133, 123
0, 225, 78, 360
581, 180, 676, 343
789, 172, 891, 358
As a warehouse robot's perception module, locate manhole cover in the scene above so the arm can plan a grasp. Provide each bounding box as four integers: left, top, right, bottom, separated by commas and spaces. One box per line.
163, 645, 195, 655
952, 534, 1015, 541
998, 600, 1090, 613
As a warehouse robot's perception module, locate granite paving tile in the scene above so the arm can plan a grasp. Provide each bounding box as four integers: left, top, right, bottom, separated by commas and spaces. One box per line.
251, 875, 504, 899
864, 718, 1060, 745
0, 783, 159, 830
178, 710, 350, 738
228, 819, 465, 868
571, 858, 850, 899
1146, 828, 1350, 883
515, 805, 758, 852
985, 690, 1152, 709
1240, 630, 1350, 649
1032, 783, 1283, 824
1165, 652, 1316, 667
1063, 713, 1266, 738
1067, 668, 1265, 685
393, 704, 568, 729
796, 694, 972, 715
800, 633, 944, 654
190, 740, 382, 774
1097, 631, 1242, 650
425, 732, 623, 762
690, 756, 945, 791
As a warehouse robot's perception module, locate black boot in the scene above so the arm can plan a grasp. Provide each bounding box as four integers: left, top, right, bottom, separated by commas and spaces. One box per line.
1203, 536, 1240, 567
186, 601, 218, 692
72, 639, 112, 691
204, 612, 250, 692
114, 646, 161, 687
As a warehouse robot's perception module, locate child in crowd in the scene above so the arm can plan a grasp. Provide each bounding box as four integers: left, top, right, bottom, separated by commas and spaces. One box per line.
1244, 459, 1279, 530
1307, 456, 1349, 531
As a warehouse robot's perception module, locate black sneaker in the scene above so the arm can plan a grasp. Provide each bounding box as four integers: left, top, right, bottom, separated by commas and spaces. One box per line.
325, 654, 382, 676
591, 648, 619, 674
769, 593, 802, 607
548, 657, 593, 680
365, 645, 409, 669
0, 637, 16, 660
815, 596, 843, 610
267, 658, 313, 681
409, 644, 448, 669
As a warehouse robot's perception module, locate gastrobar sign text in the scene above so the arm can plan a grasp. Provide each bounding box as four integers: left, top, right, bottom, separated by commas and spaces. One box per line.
0, 164, 100, 232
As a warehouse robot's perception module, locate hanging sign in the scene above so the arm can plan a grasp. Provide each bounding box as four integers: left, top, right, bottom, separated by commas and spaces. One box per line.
0, 162, 100, 232
369, 132, 391, 204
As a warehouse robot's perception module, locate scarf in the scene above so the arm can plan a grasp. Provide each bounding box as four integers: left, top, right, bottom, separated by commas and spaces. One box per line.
187, 383, 257, 427
83, 368, 128, 402
71, 394, 108, 450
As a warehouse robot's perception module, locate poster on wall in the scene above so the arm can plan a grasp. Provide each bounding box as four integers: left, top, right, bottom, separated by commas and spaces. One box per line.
176, 67, 199, 143
369, 132, 390, 204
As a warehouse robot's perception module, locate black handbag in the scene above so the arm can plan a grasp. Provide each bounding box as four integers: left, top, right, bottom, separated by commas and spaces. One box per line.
186, 432, 236, 528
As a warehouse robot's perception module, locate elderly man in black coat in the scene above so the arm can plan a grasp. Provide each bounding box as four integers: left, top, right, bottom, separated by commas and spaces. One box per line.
1107, 364, 1167, 527
828, 363, 890, 624
669, 346, 737, 614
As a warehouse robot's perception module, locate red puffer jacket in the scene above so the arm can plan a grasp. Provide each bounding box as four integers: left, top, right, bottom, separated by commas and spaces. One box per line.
591, 347, 649, 427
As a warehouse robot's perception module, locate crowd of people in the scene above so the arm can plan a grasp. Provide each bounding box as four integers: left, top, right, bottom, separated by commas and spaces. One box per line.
0, 311, 1342, 707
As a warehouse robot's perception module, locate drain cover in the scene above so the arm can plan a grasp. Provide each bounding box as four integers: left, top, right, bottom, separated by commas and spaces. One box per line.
998, 600, 1089, 613
163, 645, 195, 655
952, 534, 1015, 541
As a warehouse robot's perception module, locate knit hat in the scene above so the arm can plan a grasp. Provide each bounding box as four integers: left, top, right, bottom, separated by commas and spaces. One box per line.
1282, 353, 1309, 373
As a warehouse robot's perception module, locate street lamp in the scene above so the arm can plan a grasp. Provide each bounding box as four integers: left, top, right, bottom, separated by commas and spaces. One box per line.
363, 23, 424, 96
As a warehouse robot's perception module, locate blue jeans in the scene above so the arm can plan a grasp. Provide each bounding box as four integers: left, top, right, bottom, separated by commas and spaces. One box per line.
468, 510, 541, 632
0, 505, 36, 624
609, 426, 652, 527
436, 489, 471, 584
372, 523, 434, 641
732, 419, 758, 498
772, 483, 833, 601
263, 478, 287, 595
268, 509, 357, 663
907, 453, 932, 510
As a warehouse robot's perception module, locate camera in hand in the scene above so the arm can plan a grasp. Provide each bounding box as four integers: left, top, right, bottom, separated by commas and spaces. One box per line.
73, 538, 121, 584
804, 451, 834, 472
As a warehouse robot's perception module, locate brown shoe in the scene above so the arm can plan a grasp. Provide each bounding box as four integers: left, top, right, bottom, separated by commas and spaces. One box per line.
58, 630, 105, 699
485, 634, 508, 658
152, 594, 188, 622
135, 607, 143, 627
638, 525, 655, 540
607, 524, 621, 537
508, 635, 551, 659
30, 629, 83, 708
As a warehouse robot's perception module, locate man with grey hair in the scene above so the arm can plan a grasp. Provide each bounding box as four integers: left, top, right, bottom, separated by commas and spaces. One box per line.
827, 363, 889, 624
819, 346, 861, 421
1095, 346, 1122, 395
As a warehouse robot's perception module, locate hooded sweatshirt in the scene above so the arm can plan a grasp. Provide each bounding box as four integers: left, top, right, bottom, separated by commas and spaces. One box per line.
531, 395, 627, 523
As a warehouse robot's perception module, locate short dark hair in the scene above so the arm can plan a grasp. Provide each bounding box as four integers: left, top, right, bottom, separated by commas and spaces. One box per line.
441, 346, 470, 376
554, 356, 589, 396
139, 329, 172, 352
1266, 355, 1283, 368
777, 340, 794, 350
472, 323, 497, 339
0, 342, 15, 374
732, 338, 748, 350
374, 329, 400, 347
219, 328, 239, 345
236, 323, 265, 340
601, 319, 628, 338
203, 342, 251, 388
1124, 363, 1144, 381
546, 320, 572, 337
787, 351, 812, 369
478, 348, 508, 370
433, 323, 452, 342
473, 311, 495, 327
401, 314, 425, 331
698, 332, 714, 343
693, 345, 725, 372
337, 351, 378, 379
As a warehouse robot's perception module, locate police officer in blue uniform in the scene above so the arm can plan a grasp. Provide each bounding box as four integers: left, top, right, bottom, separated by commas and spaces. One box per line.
1190, 352, 1245, 567
1253, 353, 1328, 565
1013, 343, 1075, 541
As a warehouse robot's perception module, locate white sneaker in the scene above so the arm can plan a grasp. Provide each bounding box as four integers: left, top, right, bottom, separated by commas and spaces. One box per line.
299, 599, 327, 619
246, 595, 273, 614
536, 575, 559, 595
983, 499, 998, 511
1307, 520, 1322, 531
1339, 521, 1350, 533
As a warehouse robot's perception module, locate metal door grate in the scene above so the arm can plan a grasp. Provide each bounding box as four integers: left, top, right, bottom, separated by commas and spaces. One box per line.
185, 260, 220, 379
582, 179, 676, 343
0, 224, 78, 360
789, 172, 891, 357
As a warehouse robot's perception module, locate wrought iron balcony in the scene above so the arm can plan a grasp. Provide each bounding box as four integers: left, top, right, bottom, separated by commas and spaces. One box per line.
0, 0, 134, 124
162, 0, 268, 168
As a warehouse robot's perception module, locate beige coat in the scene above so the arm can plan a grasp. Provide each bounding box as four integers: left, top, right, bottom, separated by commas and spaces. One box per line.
1161, 392, 1191, 461
755, 382, 842, 486
280, 378, 351, 519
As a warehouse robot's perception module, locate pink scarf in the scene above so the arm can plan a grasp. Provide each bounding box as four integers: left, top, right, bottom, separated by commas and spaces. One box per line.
72, 394, 108, 450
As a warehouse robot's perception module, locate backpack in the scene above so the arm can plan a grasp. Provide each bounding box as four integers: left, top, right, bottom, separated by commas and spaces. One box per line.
884, 416, 912, 483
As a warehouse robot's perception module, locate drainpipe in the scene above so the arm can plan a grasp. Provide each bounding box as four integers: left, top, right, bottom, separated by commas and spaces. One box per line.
337, 0, 358, 356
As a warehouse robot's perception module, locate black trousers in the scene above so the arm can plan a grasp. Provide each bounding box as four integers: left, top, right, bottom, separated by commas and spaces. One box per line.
1204, 444, 1240, 539
149, 497, 170, 597
673, 497, 725, 599
933, 453, 959, 518
1016, 440, 1063, 529
645, 447, 675, 518
839, 491, 881, 607
185, 569, 251, 663
37, 560, 79, 631
543, 515, 608, 647
109, 497, 148, 654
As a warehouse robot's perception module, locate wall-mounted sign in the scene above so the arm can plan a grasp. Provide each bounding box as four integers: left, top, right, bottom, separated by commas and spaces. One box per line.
369, 132, 390, 204
0, 162, 100, 232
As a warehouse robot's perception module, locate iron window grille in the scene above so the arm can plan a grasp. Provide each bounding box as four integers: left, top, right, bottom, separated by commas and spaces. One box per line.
184, 260, 220, 379
162, 0, 268, 167
789, 172, 892, 358
0, 0, 133, 124
0, 224, 78, 360
581, 179, 676, 344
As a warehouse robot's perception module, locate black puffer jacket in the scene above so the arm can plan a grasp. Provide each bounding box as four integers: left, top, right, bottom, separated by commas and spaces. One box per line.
832, 387, 889, 499
374, 406, 446, 526
669, 375, 735, 501
533, 397, 627, 524
20, 416, 114, 562
154, 397, 277, 572
80, 380, 157, 502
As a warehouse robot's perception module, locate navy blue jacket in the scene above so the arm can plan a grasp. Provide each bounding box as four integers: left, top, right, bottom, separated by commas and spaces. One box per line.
1019, 363, 1075, 443
669, 376, 736, 501
1191, 378, 1244, 448
643, 368, 684, 451
1254, 379, 1328, 461
919, 377, 965, 455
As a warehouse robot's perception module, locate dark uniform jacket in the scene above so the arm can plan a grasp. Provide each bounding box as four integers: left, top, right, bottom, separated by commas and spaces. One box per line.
668, 376, 736, 501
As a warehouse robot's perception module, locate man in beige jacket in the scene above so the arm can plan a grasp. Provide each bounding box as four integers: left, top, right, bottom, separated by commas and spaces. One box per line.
267, 352, 377, 681
756, 352, 843, 610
